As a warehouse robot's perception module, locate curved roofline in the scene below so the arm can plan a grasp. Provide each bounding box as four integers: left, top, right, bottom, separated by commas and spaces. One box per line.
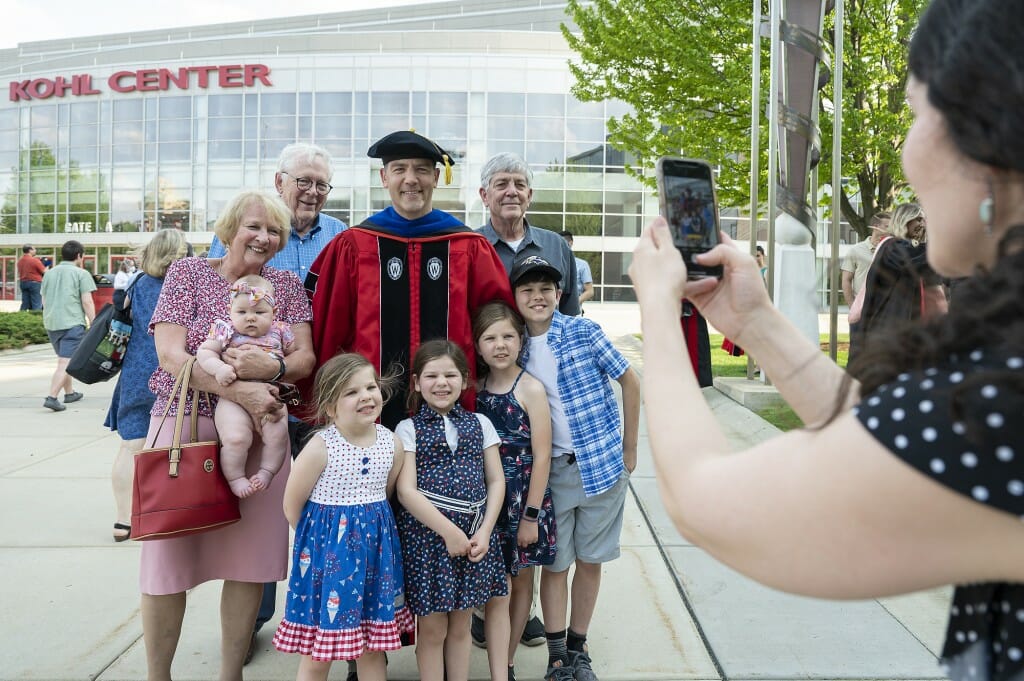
1, 0, 579, 72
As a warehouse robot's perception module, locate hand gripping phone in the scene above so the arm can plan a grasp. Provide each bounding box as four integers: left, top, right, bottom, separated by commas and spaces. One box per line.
656, 157, 723, 279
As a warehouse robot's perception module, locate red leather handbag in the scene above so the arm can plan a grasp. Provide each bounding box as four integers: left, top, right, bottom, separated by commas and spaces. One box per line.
131, 358, 240, 541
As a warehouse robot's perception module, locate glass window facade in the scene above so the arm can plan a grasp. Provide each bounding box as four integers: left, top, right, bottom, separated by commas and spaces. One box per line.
0, 16, 660, 302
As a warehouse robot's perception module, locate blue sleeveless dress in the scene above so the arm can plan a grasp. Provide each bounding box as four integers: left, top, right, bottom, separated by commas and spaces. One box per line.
476, 370, 557, 575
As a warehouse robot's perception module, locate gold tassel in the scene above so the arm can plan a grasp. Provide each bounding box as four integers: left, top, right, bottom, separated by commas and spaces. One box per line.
443, 154, 452, 185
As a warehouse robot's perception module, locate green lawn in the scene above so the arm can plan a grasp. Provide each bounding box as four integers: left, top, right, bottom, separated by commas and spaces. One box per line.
708, 333, 849, 431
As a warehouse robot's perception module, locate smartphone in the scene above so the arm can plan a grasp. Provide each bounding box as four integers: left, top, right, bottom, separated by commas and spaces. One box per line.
656, 157, 723, 279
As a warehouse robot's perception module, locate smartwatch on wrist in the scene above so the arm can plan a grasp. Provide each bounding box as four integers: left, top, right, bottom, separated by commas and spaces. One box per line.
522, 505, 541, 522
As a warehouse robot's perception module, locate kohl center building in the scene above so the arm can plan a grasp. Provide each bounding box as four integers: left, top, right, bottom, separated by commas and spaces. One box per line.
0, 0, 653, 303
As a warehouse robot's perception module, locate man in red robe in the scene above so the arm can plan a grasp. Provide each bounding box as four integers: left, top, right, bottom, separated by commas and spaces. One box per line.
303, 130, 513, 428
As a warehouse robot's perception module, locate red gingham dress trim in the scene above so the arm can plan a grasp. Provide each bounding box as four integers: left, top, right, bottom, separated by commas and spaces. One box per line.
272, 607, 415, 661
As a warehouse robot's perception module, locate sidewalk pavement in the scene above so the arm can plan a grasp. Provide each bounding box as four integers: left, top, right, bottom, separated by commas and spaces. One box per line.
1, 305, 947, 680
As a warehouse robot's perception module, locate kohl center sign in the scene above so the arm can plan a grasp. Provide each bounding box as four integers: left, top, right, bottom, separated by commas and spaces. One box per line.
9, 64, 272, 101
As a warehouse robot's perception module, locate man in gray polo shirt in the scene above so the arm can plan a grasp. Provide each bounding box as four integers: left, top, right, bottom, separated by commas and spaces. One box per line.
477, 152, 580, 316
40, 240, 96, 412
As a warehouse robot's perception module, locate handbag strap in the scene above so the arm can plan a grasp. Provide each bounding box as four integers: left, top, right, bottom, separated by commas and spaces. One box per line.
150, 358, 205, 477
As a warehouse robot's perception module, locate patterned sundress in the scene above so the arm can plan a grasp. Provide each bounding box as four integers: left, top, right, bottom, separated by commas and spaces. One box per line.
476, 370, 557, 575
396, 403, 508, 615
273, 424, 413, 661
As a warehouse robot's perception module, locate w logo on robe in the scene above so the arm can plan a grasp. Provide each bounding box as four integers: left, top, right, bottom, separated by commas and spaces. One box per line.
387, 257, 403, 281
427, 257, 443, 281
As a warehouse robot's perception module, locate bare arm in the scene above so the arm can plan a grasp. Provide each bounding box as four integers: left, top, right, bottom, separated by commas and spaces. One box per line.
841, 270, 855, 307
642, 222, 857, 426
283, 435, 327, 528
223, 322, 315, 383
80, 292, 96, 325
516, 375, 551, 510
579, 281, 595, 304
386, 434, 405, 498
196, 338, 236, 386
469, 443, 507, 562
629, 220, 1024, 598
616, 366, 641, 471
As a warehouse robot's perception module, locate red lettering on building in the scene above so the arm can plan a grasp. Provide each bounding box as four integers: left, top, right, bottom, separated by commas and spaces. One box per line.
29, 79, 55, 99
9, 81, 30, 102
219, 65, 244, 88
72, 75, 101, 96
109, 71, 136, 93
188, 65, 219, 88
160, 68, 189, 90
136, 69, 161, 92
244, 64, 272, 87
9, 64, 272, 101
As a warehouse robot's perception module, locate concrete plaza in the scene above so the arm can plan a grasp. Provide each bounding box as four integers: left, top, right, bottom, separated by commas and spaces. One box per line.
0, 304, 947, 681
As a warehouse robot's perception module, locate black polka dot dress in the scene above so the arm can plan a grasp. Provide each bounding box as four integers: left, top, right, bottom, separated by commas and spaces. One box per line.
854, 350, 1024, 681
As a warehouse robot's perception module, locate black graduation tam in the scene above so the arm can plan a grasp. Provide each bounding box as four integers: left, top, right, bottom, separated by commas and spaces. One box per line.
368, 130, 455, 184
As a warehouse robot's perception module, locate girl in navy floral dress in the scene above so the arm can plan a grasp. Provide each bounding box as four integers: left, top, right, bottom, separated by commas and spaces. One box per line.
395, 340, 508, 681
273, 353, 413, 681
474, 302, 557, 681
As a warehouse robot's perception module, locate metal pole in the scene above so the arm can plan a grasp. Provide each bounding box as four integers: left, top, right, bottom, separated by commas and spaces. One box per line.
829, 0, 844, 361
766, 0, 781, 303
747, 0, 762, 381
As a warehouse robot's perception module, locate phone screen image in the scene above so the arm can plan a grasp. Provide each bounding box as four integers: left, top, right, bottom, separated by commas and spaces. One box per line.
663, 168, 718, 251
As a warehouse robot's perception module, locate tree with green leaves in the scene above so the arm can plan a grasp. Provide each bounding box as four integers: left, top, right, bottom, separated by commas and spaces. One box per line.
563, 0, 926, 239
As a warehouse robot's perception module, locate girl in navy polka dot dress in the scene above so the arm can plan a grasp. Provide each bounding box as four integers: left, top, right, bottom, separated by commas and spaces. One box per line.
272, 353, 413, 681
395, 340, 509, 681
629, 2, 1024, 680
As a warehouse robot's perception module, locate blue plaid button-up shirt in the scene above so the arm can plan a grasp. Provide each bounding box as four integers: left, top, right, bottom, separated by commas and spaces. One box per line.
208, 213, 347, 283
524, 310, 631, 497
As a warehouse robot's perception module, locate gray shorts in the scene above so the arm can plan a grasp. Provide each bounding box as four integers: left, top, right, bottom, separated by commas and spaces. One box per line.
47, 325, 86, 358
545, 455, 629, 573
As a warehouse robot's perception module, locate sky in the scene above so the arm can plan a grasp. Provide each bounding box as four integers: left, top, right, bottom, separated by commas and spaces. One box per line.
1, 0, 432, 50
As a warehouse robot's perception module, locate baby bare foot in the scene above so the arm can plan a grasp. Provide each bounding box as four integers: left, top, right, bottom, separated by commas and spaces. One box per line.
228, 477, 255, 498
250, 468, 274, 492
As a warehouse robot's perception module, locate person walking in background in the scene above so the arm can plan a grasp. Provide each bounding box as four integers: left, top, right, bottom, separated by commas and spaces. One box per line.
104, 229, 189, 542
39, 240, 96, 412
560, 231, 594, 314
113, 258, 137, 291
17, 244, 46, 311
476, 152, 580, 317
849, 202, 947, 359
628, 2, 1023, 679
841, 211, 890, 308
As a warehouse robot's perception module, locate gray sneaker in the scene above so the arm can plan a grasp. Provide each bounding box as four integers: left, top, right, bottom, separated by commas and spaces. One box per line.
544, 659, 576, 681
43, 396, 66, 412
64, 391, 84, 403
570, 649, 598, 681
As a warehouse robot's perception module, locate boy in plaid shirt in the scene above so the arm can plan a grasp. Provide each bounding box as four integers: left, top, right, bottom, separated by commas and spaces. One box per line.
510, 256, 640, 681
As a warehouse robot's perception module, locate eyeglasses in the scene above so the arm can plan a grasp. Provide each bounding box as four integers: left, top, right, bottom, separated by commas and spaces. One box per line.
280, 172, 332, 196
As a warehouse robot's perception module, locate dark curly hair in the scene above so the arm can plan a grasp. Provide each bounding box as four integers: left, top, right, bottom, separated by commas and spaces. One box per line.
843, 0, 1024, 438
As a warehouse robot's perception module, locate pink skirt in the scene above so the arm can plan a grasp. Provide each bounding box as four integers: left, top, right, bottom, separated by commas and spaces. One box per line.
138, 414, 290, 595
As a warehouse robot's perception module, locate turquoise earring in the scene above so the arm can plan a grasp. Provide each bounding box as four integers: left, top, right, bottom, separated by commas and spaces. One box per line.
979, 192, 994, 236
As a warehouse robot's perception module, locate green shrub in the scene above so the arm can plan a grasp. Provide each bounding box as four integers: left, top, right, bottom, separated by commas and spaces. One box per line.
0, 311, 48, 351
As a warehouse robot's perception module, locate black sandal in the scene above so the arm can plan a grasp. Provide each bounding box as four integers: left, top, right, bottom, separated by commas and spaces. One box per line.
113, 522, 131, 542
